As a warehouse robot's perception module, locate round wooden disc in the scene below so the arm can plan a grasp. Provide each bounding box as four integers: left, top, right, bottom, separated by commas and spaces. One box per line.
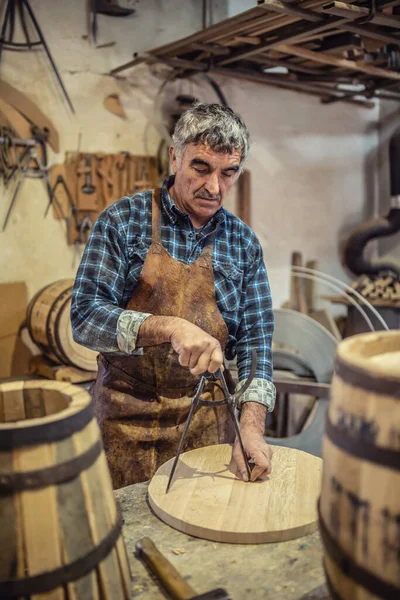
148, 444, 322, 544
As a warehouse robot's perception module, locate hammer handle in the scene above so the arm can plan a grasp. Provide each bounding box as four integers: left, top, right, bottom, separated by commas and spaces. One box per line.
135, 537, 196, 600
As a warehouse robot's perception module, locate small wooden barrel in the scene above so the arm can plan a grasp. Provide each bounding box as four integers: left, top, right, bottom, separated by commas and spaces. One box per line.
27, 279, 97, 371
319, 331, 400, 600
0, 380, 131, 599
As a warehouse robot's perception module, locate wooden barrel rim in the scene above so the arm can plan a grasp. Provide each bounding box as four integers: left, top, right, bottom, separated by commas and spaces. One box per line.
0, 439, 102, 493
318, 501, 400, 600
325, 416, 400, 471
335, 356, 400, 397
0, 396, 94, 449
46, 285, 74, 365
0, 510, 123, 598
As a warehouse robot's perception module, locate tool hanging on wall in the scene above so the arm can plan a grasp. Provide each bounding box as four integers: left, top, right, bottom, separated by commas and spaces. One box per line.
50, 152, 158, 245
0, 0, 75, 113
87, 0, 135, 46
1, 130, 57, 231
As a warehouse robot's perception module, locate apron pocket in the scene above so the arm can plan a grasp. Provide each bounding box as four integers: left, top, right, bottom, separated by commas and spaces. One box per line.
127, 239, 148, 280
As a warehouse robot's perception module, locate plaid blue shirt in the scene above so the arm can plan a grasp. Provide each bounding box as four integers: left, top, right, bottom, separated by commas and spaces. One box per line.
71, 176, 275, 409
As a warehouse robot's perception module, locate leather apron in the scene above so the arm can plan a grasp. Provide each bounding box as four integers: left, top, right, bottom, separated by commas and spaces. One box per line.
91, 189, 234, 488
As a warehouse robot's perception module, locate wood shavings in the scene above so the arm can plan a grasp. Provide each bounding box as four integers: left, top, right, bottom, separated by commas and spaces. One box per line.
171, 548, 186, 555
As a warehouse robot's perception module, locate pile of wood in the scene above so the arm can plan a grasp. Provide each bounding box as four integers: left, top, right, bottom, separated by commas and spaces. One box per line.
50, 152, 158, 245
112, 0, 400, 107
350, 274, 400, 301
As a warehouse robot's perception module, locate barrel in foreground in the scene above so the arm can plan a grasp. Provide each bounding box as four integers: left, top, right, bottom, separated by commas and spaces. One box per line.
0, 380, 131, 600
319, 331, 400, 600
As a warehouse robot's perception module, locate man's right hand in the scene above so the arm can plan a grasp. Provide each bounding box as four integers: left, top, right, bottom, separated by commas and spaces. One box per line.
168, 318, 223, 375
136, 315, 223, 375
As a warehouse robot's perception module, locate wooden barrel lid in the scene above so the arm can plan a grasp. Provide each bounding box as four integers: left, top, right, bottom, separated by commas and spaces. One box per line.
148, 444, 322, 544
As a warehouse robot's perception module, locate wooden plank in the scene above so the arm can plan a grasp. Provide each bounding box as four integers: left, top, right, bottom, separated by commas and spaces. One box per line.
56, 433, 99, 599
304, 259, 318, 312
210, 66, 375, 107
97, 446, 131, 599
322, 1, 400, 28
148, 6, 267, 56
74, 420, 127, 600
16, 442, 64, 600
276, 43, 400, 80
3, 383, 26, 422
258, 0, 322, 22
0, 281, 28, 339
191, 42, 231, 56
23, 386, 46, 419
0, 97, 33, 139
29, 355, 97, 383
233, 35, 262, 45
209, 0, 336, 44
0, 451, 18, 581
290, 252, 308, 315
218, 18, 349, 66
0, 80, 59, 152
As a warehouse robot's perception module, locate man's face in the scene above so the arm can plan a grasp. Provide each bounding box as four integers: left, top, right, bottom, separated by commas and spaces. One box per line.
169, 143, 242, 227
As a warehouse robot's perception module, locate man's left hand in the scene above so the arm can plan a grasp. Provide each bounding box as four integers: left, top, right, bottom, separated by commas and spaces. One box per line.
232, 402, 273, 482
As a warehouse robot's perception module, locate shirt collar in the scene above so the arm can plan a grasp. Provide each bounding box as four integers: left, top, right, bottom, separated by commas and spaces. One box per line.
161, 175, 226, 228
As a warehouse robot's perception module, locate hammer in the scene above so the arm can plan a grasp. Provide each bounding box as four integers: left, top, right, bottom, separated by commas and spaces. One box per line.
135, 537, 231, 600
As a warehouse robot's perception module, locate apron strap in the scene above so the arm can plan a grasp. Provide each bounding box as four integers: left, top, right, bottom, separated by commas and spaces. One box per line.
198, 228, 218, 269
151, 188, 163, 245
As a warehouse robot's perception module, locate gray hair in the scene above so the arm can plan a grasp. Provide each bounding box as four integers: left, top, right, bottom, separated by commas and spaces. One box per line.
172, 102, 250, 167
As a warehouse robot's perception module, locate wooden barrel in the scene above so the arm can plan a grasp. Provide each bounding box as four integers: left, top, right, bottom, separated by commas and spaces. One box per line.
27, 279, 98, 371
0, 380, 131, 599
319, 331, 400, 600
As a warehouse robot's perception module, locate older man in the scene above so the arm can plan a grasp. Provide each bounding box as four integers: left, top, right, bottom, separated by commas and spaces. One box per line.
71, 103, 275, 489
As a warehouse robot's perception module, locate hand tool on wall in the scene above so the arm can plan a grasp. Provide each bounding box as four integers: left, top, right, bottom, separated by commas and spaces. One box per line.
136, 537, 231, 600
166, 350, 258, 493
77, 154, 98, 211
0, 0, 75, 113
96, 154, 115, 206
2, 129, 55, 231
116, 151, 130, 197
46, 172, 80, 245
95, 0, 136, 17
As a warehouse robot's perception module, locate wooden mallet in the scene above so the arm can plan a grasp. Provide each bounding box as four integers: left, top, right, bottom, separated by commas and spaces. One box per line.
135, 537, 231, 600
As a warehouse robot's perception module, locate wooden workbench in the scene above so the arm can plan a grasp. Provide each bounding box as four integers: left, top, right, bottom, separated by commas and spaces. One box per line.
115, 482, 330, 600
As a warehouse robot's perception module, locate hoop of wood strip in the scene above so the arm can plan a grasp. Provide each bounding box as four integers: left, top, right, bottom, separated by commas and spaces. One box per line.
319, 331, 400, 600
0, 380, 131, 599
27, 279, 98, 371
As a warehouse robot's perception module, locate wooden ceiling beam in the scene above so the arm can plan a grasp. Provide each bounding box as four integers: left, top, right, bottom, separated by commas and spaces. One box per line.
276, 43, 400, 79
322, 1, 400, 29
